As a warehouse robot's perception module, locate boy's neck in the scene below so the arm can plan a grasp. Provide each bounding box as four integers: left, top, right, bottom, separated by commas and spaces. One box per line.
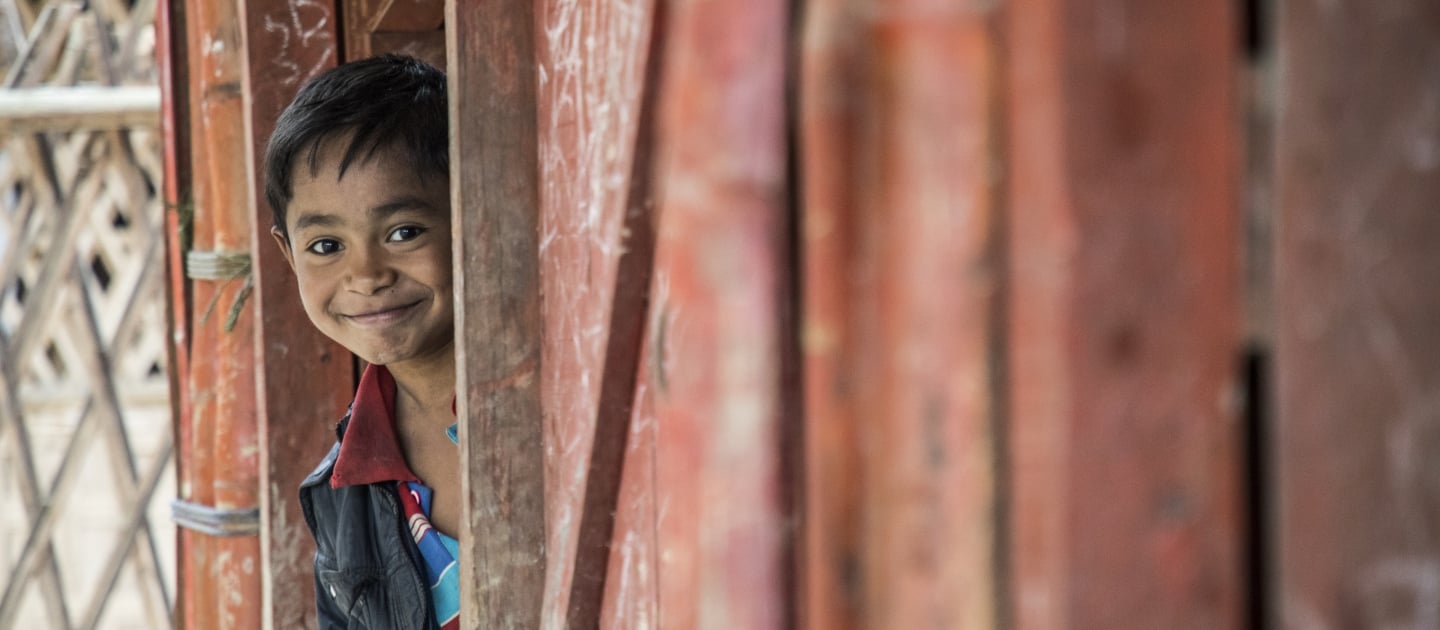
386, 343, 456, 424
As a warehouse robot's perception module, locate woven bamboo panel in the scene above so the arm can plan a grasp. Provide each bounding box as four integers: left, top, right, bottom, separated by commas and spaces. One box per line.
0, 0, 174, 628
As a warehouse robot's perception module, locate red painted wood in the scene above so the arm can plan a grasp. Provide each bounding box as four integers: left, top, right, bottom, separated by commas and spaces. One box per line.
641, 0, 791, 626
1274, 1, 1440, 627
800, 4, 1003, 627
234, 0, 347, 627
530, 0, 659, 625
446, 0, 548, 625
1005, 1, 1243, 629
796, 0, 861, 624
856, 5, 1002, 628
600, 352, 660, 628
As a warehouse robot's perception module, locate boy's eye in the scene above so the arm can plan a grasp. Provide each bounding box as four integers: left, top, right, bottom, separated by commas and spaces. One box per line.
387, 226, 425, 242
305, 239, 342, 255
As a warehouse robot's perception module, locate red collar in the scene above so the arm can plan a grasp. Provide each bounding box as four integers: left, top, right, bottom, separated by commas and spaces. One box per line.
330, 364, 420, 488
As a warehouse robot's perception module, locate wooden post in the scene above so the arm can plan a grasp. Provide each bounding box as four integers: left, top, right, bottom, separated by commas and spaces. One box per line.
640, 0, 792, 626
796, 0, 862, 624
233, 0, 346, 627
856, 4, 1002, 628
155, 0, 192, 626
1004, 1, 1243, 628
530, 0, 660, 626
799, 0, 1005, 627
446, 0, 547, 626
1274, 1, 1440, 627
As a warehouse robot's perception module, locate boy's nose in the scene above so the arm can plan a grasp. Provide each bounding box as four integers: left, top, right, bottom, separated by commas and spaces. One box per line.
344, 245, 397, 294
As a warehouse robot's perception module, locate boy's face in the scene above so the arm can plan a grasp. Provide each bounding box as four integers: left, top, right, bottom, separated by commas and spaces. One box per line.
272, 137, 453, 368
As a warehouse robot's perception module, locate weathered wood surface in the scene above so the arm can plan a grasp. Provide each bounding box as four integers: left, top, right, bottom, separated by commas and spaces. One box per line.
157, 0, 194, 626
796, 0, 862, 624
856, 4, 1001, 628
446, 0, 547, 626
1004, 1, 1243, 629
344, 0, 445, 68
234, 0, 346, 626
530, 0, 658, 627
800, 2, 1004, 628
628, 0, 792, 626
1274, 1, 1440, 627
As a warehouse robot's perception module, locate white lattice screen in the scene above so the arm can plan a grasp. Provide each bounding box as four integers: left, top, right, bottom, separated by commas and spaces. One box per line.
0, 0, 175, 628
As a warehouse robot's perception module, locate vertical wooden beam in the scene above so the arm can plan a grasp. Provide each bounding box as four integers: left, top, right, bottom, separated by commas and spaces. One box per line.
1005, 1, 1243, 629
1274, 1, 1440, 627
801, 2, 1003, 627
446, 0, 547, 625
233, 0, 345, 628
530, 0, 660, 626
155, 0, 192, 626
641, 0, 791, 626
857, 3, 1002, 628
342, 0, 446, 67
796, 0, 861, 624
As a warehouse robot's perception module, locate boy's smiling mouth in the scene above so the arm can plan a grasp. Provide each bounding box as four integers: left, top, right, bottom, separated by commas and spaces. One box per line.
342, 300, 424, 327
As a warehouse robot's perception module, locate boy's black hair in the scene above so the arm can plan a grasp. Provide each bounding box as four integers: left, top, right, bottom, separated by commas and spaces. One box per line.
264, 54, 448, 239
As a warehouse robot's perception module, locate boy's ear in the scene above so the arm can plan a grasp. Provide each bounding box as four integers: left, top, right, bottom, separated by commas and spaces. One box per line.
270, 226, 296, 271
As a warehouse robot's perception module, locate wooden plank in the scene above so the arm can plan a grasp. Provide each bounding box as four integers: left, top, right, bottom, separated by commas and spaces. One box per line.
640, 0, 791, 626
369, 0, 443, 32
445, 0, 547, 625
796, 0, 862, 623
1273, 1, 1440, 627
800, 3, 1004, 628
849, 4, 1002, 629
342, 0, 443, 65
1004, 1, 1243, 629
232, 0, 346, 626
154, 0, 194, 626
530, 0, 658, 626
367, 30, 445, 69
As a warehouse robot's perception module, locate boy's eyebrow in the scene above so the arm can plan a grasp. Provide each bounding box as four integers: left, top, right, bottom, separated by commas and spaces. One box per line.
369, 195, 440, 218
290, 196, 440, 233
292, 212, 340, 232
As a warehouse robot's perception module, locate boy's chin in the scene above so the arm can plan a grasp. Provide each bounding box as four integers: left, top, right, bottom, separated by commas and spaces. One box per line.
350, 340, 453, 368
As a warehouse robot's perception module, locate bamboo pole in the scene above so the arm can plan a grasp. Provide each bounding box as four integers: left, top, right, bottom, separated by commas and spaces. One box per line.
0, 86, 159, 134
182, 0, 262, 625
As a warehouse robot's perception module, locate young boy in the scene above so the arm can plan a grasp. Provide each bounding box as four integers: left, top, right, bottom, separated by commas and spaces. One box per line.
263, 54, 459, 630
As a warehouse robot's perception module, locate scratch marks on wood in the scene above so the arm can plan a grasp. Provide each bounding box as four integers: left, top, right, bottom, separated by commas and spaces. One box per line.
259, 0, 334, 86
535, 0, 656, 626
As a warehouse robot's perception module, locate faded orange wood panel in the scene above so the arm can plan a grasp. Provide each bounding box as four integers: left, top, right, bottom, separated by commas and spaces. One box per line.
531, 0, 660, 626
446, 0, 547, 625
234, 0, 346, 627
1274, 1, 1440, 627
1005, 1, 1243, 629
641, 0, 791, 626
